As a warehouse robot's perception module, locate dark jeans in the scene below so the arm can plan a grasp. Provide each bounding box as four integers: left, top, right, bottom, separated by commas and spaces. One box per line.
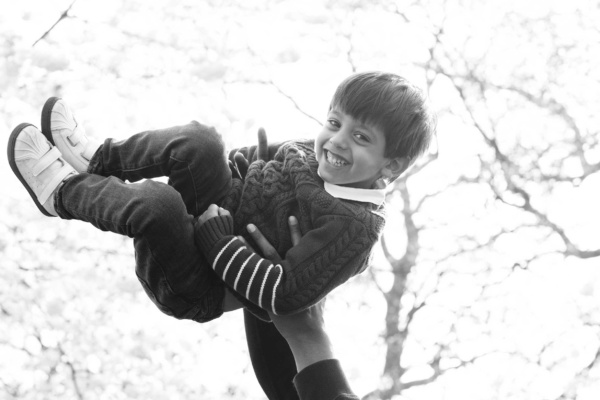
55, 121, 231, 322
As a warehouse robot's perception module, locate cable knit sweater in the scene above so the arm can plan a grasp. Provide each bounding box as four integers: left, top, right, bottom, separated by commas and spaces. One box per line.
195, 139, 386, 319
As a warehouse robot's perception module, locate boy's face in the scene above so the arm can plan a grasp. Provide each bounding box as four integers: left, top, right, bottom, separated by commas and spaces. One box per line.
315, 108, 393, 189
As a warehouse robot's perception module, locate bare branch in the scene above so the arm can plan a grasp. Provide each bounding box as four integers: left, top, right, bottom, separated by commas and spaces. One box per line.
552, 332, 600, 400
57, 343, 83, 400
32, 0, 79, 47
413, 174, 480, 213
401, 351, 498, 390
391, 5, 410, 23
489, 177, 600, 258
225, 78, 323, 127
404, 299, 426, 327
344, 12, 358, 73
265, 79, 323, 126
403, 151, 438, 179
496, 84, 582, 141
367, 267, 387, 295
440, 69, 600, 260
494, 84, 600, 177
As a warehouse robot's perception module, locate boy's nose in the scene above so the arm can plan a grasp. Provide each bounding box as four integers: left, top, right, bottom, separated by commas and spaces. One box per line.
329, 132, 348, 149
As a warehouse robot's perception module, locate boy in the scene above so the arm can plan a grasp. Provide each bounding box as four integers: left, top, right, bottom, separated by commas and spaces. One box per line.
8, 71, 434, 323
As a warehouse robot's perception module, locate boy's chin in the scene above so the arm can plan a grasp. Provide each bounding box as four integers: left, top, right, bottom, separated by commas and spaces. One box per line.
318, 168, 340, 185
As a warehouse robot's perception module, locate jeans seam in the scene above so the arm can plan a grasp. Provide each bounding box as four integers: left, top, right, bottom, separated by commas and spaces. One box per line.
101, 159, 168, 176
169, 154, 200, 216
147, 247, 193, 306
103, 156, 200, 215
63, 207, 129, 230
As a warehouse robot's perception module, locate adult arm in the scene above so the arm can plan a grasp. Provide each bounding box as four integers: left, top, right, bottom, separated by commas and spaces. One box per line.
246, 219, 359, 400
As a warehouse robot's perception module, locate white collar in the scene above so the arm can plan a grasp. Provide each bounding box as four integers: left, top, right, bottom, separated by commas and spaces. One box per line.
322, 180, 386, 206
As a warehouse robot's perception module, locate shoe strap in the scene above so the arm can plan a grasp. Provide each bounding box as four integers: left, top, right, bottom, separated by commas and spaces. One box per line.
33, 147, 62, 176
38, 165, 76, 204
67, 125, 86, 147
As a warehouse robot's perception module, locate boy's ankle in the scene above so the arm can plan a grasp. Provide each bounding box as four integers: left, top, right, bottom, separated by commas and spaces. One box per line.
46, 176, 72, 217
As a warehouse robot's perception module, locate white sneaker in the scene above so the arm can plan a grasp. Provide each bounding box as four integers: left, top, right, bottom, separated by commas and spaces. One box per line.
7, 123, 77, 217
41, 97, 100, 173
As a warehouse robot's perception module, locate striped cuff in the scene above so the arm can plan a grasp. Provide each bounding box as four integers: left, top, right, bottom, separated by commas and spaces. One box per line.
210, 238, 283, 314
195, 215, 234, 253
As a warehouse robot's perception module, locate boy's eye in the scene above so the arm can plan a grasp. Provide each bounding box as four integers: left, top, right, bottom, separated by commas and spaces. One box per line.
327, 119, 340, 128
354, 133, 370, 143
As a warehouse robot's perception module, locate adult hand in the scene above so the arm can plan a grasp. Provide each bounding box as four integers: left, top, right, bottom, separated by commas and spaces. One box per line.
244, 216, 301, 262
270, 298, 327, 343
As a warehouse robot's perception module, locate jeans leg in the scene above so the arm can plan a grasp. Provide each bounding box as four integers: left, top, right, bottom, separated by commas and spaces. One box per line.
55, 173, 224, 322
244, 310, 299, 400
88, 121, 232, 217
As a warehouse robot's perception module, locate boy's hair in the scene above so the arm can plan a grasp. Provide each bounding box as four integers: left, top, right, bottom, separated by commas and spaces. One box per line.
329, 71, 436, 169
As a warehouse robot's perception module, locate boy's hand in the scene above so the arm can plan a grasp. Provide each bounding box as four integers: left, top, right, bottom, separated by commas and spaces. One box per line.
229, 127, 269, 180
197, 204, 230, 226
229, 157, 247, 180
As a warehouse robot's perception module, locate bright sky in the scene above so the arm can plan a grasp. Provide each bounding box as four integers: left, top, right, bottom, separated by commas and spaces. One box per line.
1, 0, 599, 399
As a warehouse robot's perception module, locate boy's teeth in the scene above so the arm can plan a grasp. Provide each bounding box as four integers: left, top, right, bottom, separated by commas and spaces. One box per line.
326, 150, 347, 166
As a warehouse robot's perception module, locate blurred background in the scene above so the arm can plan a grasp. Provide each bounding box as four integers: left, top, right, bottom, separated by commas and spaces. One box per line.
1, 0, 599, 399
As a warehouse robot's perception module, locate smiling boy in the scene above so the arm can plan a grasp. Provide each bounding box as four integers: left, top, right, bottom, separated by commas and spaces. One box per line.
8, 71, 435, 323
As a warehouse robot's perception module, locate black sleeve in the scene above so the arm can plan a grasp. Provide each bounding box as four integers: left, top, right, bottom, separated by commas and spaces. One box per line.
293, 359, 359, 400
244, 309, 299, 400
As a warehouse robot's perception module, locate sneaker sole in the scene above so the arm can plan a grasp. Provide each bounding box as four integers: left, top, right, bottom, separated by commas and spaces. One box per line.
7, 123, 54, 217
41, 96, 61, 145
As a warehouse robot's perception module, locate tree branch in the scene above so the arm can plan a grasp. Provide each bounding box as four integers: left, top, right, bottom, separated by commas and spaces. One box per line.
552, 327, 600, 400
225, 78, 323, 127
32, 0, 79, 47
401, 351, 497, 390
442, 69, 600, 260
57, 343, 83, 400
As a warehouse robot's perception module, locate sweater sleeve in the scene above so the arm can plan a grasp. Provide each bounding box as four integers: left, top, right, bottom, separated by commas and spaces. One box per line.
293, 359, 359, 400
195, 214, 373, 315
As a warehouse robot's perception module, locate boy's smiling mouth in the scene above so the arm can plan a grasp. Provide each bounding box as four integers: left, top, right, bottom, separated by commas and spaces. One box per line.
325, 149, 349, 167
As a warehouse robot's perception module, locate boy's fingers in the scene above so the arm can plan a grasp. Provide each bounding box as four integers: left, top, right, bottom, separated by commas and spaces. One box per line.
234, 152, 249, 178
247, 224, 280, 262
257, 127, 268, 161
218, 206, 230, 216
288, 216, 301, 246
198, 204, 218, 222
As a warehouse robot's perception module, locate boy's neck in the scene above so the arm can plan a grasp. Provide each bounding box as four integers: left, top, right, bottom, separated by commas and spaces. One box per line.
316, 169, 386, 205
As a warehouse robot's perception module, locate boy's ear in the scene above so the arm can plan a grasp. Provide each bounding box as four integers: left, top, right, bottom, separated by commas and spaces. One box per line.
381, 157, 409, 180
